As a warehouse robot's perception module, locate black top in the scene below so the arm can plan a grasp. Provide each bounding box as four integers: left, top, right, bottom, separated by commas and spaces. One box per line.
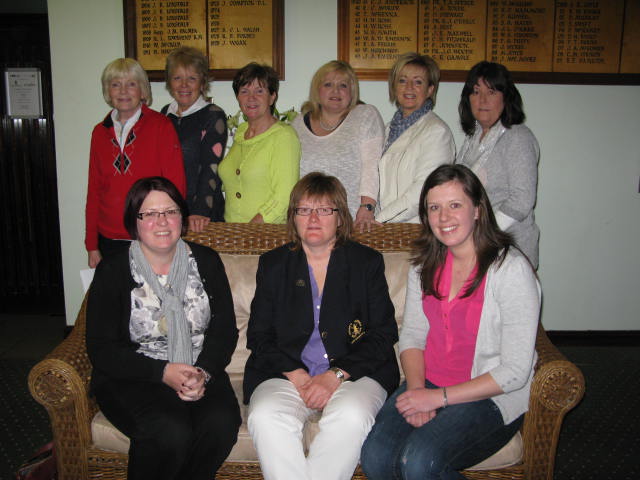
243, 241, 400, 403
162, 103, 228, 221
86, 241, 237, 392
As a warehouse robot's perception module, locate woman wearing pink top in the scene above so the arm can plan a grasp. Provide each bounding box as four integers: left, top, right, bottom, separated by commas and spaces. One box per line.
361, 164, 540, 480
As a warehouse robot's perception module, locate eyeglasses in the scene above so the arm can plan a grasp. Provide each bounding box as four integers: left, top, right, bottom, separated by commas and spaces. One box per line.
136, 209, 181, 220
294, 207, 339, 216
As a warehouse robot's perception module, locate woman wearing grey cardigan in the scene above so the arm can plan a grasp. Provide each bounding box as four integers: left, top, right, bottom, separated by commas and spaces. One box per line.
456, 61, 540, 268
361, 165, 540, 480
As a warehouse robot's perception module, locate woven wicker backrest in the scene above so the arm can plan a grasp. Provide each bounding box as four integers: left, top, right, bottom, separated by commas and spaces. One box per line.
184, 222, 422, 254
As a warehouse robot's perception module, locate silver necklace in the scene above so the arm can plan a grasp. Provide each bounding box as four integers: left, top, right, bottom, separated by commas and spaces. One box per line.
319, 115, 343, 131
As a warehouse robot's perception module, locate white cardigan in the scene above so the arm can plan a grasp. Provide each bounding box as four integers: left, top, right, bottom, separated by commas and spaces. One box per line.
376, 111, 455, 223
399, 250, 541, 424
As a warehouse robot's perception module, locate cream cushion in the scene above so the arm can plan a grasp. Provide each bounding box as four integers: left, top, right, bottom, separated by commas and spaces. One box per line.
90, 251, 523, 469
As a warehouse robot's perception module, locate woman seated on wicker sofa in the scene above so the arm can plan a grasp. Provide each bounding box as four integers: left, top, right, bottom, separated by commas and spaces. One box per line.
361, 164, 540, 480
244, 172, 400, 480
86, 176, 241, 480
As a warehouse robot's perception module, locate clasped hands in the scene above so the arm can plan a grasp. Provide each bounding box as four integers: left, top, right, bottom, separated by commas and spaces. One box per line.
395, 387, 443, 428
285, 368, 343, 410
162, 363, 209, 402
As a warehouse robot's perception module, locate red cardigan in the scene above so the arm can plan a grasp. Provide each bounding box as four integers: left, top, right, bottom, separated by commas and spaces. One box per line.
85, 104, 186, 251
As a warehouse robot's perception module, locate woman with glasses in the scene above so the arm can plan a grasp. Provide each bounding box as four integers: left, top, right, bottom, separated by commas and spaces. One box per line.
85, 58, 186, 268
243, 172, 399, 480
86, 177, 241, 480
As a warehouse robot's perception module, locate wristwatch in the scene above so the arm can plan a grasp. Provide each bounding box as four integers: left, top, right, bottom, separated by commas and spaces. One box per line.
360, 203, 375, 211
329, 367, 345, 383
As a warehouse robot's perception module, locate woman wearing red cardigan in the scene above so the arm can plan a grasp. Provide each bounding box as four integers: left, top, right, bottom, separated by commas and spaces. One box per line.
85, 58, 186, 267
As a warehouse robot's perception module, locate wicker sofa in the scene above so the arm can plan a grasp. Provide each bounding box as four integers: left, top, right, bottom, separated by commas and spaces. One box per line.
29, 223, 584, 480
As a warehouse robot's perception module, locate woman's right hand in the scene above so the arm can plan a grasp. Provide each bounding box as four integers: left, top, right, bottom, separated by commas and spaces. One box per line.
162, 362, 200, 392
88, 250, 102, 268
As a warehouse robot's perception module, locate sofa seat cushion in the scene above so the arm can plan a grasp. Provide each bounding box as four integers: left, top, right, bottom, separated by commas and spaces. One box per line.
91, 371, 523, 470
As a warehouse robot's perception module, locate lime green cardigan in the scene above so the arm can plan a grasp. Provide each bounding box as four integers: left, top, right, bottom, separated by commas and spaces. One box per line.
220, 121, 300, 223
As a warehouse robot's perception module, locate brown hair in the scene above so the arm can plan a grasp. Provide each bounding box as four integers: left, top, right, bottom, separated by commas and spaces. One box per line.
286, 172, 353, 249
412, 164, 517, 298
232, 62, 279, 114
123, 177, 189, 239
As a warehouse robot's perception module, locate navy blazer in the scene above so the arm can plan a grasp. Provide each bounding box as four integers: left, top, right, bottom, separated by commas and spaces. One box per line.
243, 241, 400, 403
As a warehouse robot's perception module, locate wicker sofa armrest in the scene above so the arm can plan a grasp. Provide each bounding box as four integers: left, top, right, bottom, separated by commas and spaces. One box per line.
28, 295, 95, 480
521, 324, 585, 480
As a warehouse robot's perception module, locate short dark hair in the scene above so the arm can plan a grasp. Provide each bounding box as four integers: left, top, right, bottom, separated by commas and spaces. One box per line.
123, 177, 188, 239
458, 61, 525, 136
287, 172, 353, 249
232, 62, 279, 114
413, 164, 516, 298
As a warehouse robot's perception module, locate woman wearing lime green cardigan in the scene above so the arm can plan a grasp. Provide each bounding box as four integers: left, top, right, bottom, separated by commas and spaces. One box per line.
220, 63, 300, 223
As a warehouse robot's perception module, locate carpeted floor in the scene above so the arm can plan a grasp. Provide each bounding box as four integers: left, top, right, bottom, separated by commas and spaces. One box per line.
0, 359, 52, 480
552, 346, 639, 480
0, 313, 638, 479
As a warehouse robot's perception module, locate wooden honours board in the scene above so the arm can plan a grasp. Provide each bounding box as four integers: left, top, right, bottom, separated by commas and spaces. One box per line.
338, 0, 640, 83
124, 0, 284, 80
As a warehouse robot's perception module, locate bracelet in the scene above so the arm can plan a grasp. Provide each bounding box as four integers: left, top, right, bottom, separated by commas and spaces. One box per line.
442, 386, 449, 408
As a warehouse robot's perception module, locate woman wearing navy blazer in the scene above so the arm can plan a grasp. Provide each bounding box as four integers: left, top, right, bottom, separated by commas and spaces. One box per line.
243, 172, 399, 480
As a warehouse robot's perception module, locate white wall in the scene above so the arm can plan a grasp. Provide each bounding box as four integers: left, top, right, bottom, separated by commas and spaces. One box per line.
48, 0, 640, 330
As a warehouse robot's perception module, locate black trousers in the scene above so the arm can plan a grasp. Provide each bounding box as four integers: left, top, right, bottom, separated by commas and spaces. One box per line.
95, 373, 241, 480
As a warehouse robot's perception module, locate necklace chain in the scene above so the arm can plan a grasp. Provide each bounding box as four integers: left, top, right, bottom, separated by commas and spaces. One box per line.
319, 115, 343, 131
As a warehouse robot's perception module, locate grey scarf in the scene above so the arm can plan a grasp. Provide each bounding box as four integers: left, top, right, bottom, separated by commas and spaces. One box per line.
129, 239, 193, 364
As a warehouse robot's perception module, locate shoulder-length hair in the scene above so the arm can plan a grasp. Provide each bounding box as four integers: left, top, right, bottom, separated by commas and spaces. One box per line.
388, 52, 441, 106
458, 61, 525, 136
123, 176, 189, 239
232, 62, 279, 114
300, 60, 360, 118
286, 172, 353, 250
412, 164, 516, 298
164, 46, 210, 96
101, 58, 152, 107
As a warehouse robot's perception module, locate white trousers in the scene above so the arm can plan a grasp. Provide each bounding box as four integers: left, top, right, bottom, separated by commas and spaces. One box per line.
248, 377, 387, 480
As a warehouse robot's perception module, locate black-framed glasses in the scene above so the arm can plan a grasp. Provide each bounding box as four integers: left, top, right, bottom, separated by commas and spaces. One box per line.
136, 209, 181, 221
294, 207, 339, 216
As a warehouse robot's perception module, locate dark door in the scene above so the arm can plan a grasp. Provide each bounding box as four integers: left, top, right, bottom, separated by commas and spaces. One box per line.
0, 14, 64, 314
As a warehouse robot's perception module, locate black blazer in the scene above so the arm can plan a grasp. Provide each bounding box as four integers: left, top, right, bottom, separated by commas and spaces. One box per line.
86, 241, 238, 392
243, 241, 399, 403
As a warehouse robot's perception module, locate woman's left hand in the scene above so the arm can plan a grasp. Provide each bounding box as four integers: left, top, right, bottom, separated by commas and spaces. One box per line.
396, 387, 442, 419
301, 371, 342, 410
355, 207, 376, 232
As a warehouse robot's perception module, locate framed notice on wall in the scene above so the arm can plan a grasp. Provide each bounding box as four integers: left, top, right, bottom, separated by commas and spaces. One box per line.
124, 0, 284, 80
4, 68, 43, 118
338, 0, 640, 84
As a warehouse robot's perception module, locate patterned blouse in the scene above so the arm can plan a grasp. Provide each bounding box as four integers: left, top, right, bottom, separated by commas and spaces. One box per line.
128, 250, 211, 361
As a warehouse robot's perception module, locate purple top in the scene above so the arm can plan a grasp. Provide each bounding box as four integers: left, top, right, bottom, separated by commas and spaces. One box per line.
301, 264, 330, 376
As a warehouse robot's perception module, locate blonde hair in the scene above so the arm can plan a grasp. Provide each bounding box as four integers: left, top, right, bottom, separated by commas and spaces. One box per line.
101, 58, 152, 107
388, 52, 440, 106
164, 46, 210, 96
300, 61, 360, 118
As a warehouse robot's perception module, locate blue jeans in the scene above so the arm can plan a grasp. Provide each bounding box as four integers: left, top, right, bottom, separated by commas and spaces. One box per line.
360, 381, 523, 480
